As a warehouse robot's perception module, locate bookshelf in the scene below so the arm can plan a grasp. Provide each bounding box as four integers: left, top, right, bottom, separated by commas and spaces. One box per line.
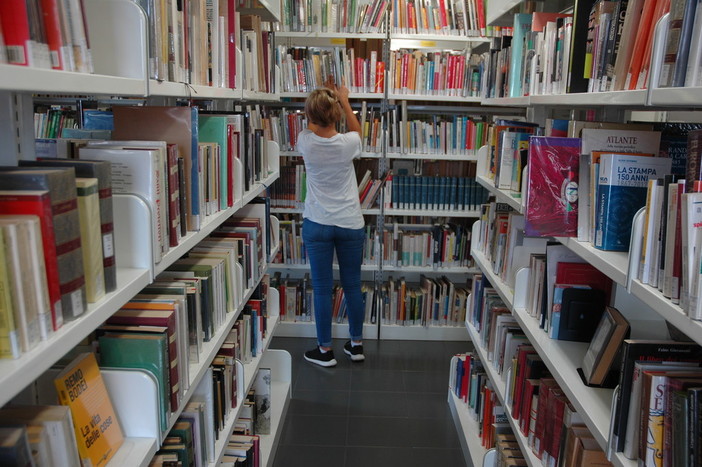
447, 363, 488, 467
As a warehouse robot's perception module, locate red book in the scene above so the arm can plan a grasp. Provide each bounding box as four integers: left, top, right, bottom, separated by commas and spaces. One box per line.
0, 0, 32, 66
106, 306, 180, 412
525, 136, 582, 237
511, 344, 536, 415
625, 0, 658, 90
532, 378, 558, 455
476, 0, 486, 35
555, 261, 613, 301
166, 144, 181, 247
437, 0, 448, 28
545, 390, 567, 464
0, 190, 62, 331
376, 61, 385, 93
40, 0, 66, 69
461, 355, 471, 402
520, 379, 540, 436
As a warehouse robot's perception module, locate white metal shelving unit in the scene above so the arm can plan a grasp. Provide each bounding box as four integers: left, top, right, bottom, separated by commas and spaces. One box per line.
386, 151, 479, 161
476, 174, 524, 213
0, 65, 147, 95
447, 370, 488, 467
275, 321, 380, 339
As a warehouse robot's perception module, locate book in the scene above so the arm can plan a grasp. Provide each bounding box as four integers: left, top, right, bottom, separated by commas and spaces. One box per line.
595, 153, 672, 251
524, 137, 581, 237
0, 405, 81, 466
0, 427, 33, 467
19, 159, 117, 293
612, 340, 702, 453
252, 368, 271, 434
112, 106, 200, 232
98, 332, 171, 432
53, 353, 124, 467
0, 227, 19, 360
0, 167, 87, 323
581, 306, 630, 386
75, 178, 106, 303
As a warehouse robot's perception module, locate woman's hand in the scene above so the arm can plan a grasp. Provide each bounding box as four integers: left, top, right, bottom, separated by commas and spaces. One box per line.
325, 75, 349, 102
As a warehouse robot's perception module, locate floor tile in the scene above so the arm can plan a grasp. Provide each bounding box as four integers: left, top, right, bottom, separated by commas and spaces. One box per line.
273, 445, 346, 467
402, 370, 450, 393
346, 417, 417, 447
348, 391, 408, 417
405, 392, 454, 419
349, 369, 406, 392
279, 414, 348, 446
294, 364, 353, 392
345, 446, 469, 467
287, 390, 350, 417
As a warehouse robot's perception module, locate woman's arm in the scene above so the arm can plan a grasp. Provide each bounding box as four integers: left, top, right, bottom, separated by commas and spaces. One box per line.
337, 85, 361, 135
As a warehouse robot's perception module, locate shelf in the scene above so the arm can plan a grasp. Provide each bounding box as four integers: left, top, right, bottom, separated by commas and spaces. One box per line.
554, 238, 629, 286
149, 80, 242, 99
388, 93, 483, 102
390, 33, 489, 44
279, 92, 384, 99
465, 321, 541, 467
648, 86, 702, 106
380, 324, 467, 340
380, 264, 479, 274
511, 305, 612, 449
476, 174, 523, 213
279, 150, 382, 158
0, 267, 151, 407
258, 380, 292, 467
270, 207, 380, 215
242, 90, 281, 101
447, 389, 488, 467
629, 280, 702, 348
384, 208, 480, 217
268, 262, 380, 271
275, 320, 380, 339
529, 90, 648, 107
386, 151, 479, 161
481, 97, 531, 107
485, 0, 522, 27
276, 31, 386, 39
106, 437, 158, 467
210, 314, 281, 466
471, 249, 515, 308
0, 64, 147, 95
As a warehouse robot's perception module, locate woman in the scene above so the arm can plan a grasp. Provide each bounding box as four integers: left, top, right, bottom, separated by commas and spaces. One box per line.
296, 80, 366, 367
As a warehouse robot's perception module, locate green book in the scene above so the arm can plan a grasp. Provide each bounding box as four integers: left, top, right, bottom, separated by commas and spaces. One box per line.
98, 332, 170, 431
198, 116, 229, 211
168, 260, 215, 341
169, 420, 194, 467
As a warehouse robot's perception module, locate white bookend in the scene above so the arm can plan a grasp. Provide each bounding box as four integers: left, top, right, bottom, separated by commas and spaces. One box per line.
102, 369, 161, 441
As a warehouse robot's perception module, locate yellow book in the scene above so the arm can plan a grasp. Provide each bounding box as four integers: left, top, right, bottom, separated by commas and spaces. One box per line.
54, 353, 124, 467
0, 228, 19, 359
76, 178, 105, 303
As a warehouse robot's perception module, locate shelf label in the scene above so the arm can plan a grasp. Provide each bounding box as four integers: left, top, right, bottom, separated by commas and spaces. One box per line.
329, 38, 346, 45
420, 41, 437, 47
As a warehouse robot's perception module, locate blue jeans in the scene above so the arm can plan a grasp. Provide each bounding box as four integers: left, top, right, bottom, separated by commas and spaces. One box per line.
302, 218, 365, 347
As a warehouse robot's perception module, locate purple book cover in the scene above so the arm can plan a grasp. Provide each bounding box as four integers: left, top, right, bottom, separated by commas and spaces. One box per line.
525, 136, 582, 237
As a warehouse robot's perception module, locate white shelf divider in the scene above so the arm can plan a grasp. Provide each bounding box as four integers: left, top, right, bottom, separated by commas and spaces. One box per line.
0, 267, 151, 407
554, 237, 629, 286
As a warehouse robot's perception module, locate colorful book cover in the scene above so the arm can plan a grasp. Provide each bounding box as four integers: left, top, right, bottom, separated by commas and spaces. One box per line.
53, 353, 124, 467
525, 137, 581, 237
75, 178, 106, 304
595, 154, 672, 251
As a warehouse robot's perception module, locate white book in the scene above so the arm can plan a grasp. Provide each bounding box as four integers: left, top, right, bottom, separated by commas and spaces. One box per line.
648, 182, 665, 288
79, 147, 164, 264
681, 192, 702, 311
662, 181, 682, 299
685, 0, 702, 86
640, 179, 661, 284
192, 372, 216, 462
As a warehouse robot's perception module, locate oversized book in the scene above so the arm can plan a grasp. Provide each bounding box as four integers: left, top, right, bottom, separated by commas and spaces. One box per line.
53, 353, 124, 467
0, 165, 91, 326
524, 136, 581, 237
594, 153, 672, 251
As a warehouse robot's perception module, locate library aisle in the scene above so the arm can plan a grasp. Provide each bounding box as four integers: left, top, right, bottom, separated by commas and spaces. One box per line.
269, 337, 473, 467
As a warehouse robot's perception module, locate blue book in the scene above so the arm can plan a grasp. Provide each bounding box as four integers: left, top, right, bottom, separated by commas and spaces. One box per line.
458, 178, 465, 210
595, 154, 672, 251
549, 284, 590, 338
509, 14, 533, 97
392, 175, 399, 208
449, 177, 457, 210
420, 176, 428, 209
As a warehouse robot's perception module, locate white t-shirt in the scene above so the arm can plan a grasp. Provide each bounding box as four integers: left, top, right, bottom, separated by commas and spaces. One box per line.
296, 129, 365, 229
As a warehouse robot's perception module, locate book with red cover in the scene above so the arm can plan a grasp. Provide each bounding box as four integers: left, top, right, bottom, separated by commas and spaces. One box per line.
0, 190, 62, 333
39, 0, 67, 70
511, 344, 536, 415
106, 305, 180, 412
525, 136, 582, 237
0, 167, 87, 323
0, 0, 32, 66
532, 378, 558, 456
520, 379, 541, 436
545, 390, 568, 465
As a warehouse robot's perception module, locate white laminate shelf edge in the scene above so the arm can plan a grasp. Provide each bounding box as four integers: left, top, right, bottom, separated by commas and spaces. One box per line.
476, 175, 524, 213
381, 265, 480, 273
648, 86, 702, 106
0, 267, 151, 407
471, 248, 515, 307
0, 64, 147, 95
629, 280, 702, 347
385, 152, 479, 161
381, 324, 467, 340
464, 321, 541, 467
554, 237, 629, 286
106, 438, 158, 467
447, 389, 488, 467
387, 94, 483, 102
384, 208, 481, 217
276, 31, 386, 39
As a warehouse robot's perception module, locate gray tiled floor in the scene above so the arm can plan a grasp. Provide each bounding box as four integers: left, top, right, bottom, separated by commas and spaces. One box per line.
269, 337, 475, 467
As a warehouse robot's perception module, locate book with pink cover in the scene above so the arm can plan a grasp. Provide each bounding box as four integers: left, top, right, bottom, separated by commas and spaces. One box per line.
525, 137, 582, 237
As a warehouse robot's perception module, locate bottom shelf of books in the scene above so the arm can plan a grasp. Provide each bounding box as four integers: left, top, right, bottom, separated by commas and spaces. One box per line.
447, 363, 488, 467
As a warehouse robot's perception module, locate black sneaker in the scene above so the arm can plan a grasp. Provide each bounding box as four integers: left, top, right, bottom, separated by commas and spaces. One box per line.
304, 347, 337, 367
343, 341, 365, 362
